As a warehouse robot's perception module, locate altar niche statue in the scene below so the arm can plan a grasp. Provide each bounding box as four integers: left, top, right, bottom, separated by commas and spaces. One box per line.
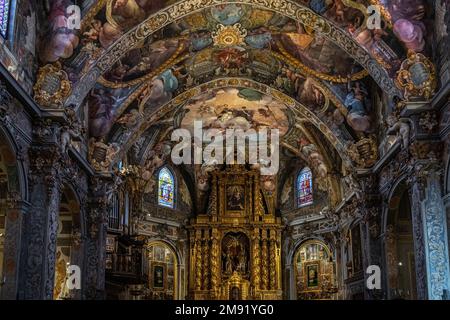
224, 251, 233, 274
237, 248, 247, 273
221, 233, 249, 275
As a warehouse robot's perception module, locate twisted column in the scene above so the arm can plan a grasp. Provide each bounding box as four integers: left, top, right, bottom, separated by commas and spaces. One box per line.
251, 228, 261, 291
269, 230, 276, 290
202, 236, 210, 290
210, 229, 220, 297
195, 236, 202, 291
261, 231, 269, 290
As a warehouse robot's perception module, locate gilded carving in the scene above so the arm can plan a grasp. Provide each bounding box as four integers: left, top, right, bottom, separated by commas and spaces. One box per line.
88, 138, 120, 172
395, 50, 437, 101
33, 62, 71, 108
212, 24, 247, 47
348, 136, 378, 168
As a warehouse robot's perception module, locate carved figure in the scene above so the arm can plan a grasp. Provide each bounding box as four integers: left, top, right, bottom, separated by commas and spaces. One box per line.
386, 115, 410, 149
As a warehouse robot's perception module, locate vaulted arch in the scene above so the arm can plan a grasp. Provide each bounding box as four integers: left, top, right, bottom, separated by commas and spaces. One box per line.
108, 77, 356, 169
65, 0, 403, 109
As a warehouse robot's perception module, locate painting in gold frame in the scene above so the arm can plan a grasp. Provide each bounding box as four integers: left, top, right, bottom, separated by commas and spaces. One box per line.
306, 263, 319, 288
226, 185, 245, 212
152, 264, 165, 289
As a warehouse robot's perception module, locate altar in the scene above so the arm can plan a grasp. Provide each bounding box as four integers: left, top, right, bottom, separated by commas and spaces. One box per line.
188, 166, 283, 300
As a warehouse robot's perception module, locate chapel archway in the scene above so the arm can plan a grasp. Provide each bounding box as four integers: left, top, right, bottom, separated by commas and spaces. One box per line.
144, 241, 179, 300
385, 181, 417, 300
293, 239, 337, 300
53, 185, 82, 300
0, 128, 22, 299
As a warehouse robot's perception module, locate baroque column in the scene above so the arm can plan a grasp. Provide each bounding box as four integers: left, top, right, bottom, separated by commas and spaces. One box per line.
210, 228, 220, 298
269, 229, 276, 290
19, 120, 62, 299
202, 234, 210, 291
83, 175, 115, 299
408, 163, 450, 300
407, 170, 429, 299
194, 231, 202, 291
1, 192, 30, 299
415, 166, 450, 300
261, 230, 269, 290
251, 228, 261, 292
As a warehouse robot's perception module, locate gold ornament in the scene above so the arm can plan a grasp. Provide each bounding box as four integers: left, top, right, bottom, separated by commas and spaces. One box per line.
395, 50, 437, 101
33, 62, 71, 108
348, 136, 378, 168
212, 24, 247, 47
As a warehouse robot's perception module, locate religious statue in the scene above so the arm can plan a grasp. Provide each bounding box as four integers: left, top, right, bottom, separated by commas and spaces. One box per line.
60, 108, 84, 154
224, 252, 233, 274
237, 248, 247, 273
386, 115, 410, 149
222, 233, 249, 275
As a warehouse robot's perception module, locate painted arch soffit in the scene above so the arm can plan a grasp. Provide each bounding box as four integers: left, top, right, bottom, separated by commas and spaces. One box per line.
65, 0, 402, 107
109, 78, 354, 168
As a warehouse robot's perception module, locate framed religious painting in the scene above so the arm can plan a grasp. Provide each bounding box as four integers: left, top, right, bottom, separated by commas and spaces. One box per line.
306, 263, 319, 288
226, 185, 245, 213
152, 264, 165, 289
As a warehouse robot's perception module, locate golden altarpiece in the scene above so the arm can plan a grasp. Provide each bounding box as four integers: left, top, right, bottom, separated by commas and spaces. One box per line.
188, 166, 283, 300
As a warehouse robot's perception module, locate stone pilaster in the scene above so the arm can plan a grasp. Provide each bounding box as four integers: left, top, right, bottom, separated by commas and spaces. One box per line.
18, 127, 62, 299
0, 193, 30, 299
406, 163, 450, 300
83, 175, 114, 300
407, 171, 429, 300
415, 167, 450, 299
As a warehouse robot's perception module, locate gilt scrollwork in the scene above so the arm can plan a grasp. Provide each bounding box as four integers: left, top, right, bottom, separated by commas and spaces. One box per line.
395, 50, 437, 101
33, 62, 71, 108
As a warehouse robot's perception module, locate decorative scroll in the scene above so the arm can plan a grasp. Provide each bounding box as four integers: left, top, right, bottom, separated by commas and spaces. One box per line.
395, 51, 437, 101
34, 63, 71, 108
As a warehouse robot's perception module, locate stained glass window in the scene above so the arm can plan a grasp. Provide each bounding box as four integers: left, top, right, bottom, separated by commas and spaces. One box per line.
297, 167, 313, 207
0, 0, 10, 38
158, 167, 174, 208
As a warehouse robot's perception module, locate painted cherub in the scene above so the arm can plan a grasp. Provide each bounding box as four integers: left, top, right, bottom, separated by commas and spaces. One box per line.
83, 20, 102, 42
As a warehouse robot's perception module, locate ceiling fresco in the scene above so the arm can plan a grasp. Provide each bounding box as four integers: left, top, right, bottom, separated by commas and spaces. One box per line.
33, 0, 438, 117
41, 1, 428, 65
179, 87, 290, 136
31, 0, 439, 174
37, 0, 432, 101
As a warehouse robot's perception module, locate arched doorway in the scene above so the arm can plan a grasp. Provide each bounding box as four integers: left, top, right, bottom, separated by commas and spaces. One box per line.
0, 129, 21, 299
53, 185, 82, 300
385, 182, 417, 299
294, 240, 337, 300
144, 241, 178, 300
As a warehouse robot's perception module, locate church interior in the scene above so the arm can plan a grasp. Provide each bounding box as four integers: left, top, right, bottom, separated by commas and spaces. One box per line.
0, 0, 449, 301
